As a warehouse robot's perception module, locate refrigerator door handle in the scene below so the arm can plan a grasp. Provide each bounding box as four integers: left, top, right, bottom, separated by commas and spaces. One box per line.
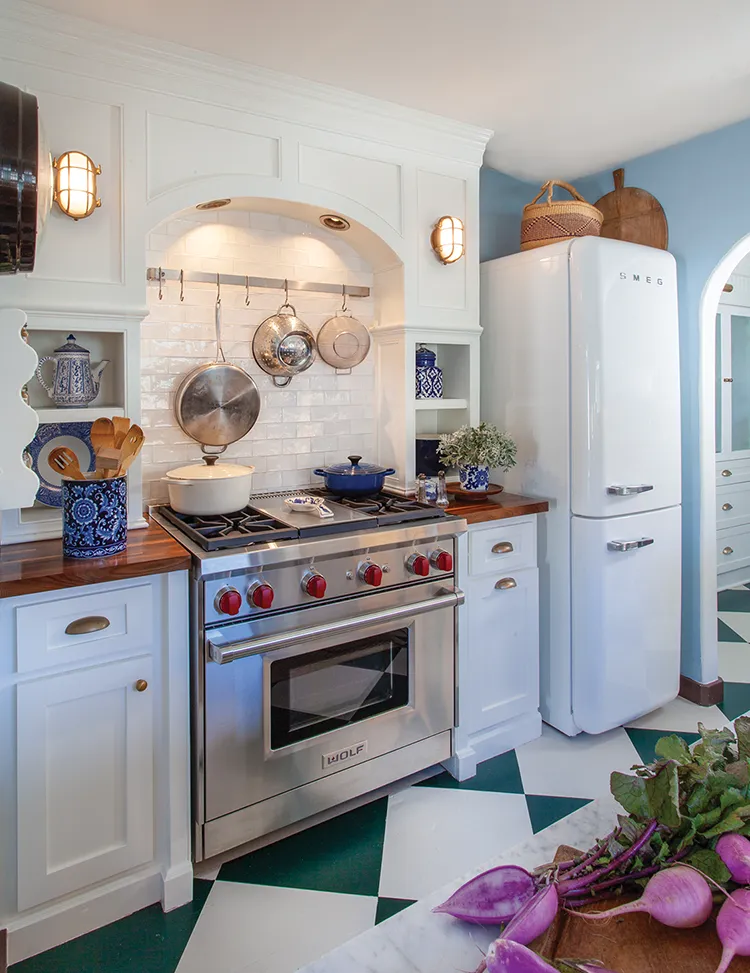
606, 484, 654, 496
607, 537, 655, 552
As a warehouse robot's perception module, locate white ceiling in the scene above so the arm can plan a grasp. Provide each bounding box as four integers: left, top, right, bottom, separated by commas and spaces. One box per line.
31, 0, 750, 180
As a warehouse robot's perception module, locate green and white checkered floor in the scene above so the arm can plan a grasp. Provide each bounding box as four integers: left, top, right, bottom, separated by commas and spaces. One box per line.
13, 587, 750, 973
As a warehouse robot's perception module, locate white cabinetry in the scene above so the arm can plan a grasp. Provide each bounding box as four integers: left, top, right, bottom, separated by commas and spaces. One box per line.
447, 515, 541, 781
0, 571, 191, 966
716, 302, 750, 586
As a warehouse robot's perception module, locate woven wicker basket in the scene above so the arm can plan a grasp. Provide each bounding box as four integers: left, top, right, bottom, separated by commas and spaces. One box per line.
521, 180, 603, 251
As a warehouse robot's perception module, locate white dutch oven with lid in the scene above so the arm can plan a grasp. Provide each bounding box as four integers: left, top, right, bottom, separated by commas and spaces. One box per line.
164, 457, 254, 515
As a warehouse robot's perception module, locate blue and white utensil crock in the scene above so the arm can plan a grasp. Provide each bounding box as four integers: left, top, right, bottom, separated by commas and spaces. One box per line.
62, 473, 127, 558
36, 334, 109, 407
459, 463, 490, 492
415, 344, 443, 399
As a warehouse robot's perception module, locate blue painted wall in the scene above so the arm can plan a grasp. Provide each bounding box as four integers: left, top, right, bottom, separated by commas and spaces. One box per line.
480, 116, 750, 682
479, 167, 538, 261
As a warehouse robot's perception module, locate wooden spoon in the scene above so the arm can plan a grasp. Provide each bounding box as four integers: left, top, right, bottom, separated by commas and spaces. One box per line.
113, 416, 131, 449
116, 424, 144, 476
48, 446, 85, 480
90, 417, 115, 454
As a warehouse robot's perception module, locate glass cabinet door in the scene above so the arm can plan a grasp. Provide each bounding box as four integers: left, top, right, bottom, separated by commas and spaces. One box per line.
732, 314, 750, 452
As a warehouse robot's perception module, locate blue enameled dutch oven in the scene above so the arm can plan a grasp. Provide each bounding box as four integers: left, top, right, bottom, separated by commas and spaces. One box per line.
313, 455, 396, 497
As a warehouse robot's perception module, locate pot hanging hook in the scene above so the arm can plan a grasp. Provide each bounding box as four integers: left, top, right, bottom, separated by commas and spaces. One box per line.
158, 267, 163, 301
179, 269, 184, 303
216, 272, 221, 307
341, 284, 348, 314
245, 275, 251, 307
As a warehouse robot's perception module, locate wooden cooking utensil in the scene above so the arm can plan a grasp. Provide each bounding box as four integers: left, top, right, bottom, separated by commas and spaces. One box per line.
594, 168, 668, 250
115, 424, 144, 476
90, 417, 115, 455
112, 416, 131, 448
48, 446, 85, 480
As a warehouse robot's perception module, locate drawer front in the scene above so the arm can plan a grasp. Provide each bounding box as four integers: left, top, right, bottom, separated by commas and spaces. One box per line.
716, 484, 750, 530
468, 518, 537, 577
717, 459, 750, 486
16, 582, 154, 672
717, 525, 750, 575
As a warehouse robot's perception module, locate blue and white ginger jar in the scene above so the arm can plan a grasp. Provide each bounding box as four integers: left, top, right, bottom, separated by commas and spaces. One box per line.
415, 344, 443, 399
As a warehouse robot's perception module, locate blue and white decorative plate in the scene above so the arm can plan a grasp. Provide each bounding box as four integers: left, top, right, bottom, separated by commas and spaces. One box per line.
284, 495, 334, 518
25, 422, 95, 507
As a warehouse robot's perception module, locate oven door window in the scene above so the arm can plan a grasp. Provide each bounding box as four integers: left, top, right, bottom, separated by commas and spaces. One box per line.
269, 628, 409, 749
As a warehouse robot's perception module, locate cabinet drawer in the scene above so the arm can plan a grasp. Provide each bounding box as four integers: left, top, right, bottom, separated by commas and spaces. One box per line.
718, 525, 750, 575
15, 582, 153, 672
468, 518, 536, 576
716, 484, 750, 530
717, 458, 750, 486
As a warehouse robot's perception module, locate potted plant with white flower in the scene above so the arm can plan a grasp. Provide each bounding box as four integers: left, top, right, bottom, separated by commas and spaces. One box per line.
437, 422, 517, 492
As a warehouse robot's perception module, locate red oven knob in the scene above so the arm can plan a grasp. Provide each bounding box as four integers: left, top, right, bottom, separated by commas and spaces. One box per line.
406, 553, 430, 576
358, 562, 383, 587
216, 587, 242, 616
303, 572, 327, 599
249, 582, 274, 610
430, 549, 453, 572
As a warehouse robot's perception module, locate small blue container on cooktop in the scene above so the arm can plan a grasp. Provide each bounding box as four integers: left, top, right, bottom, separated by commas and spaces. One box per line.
415, 344, 443, 399
62, 474, 128, 558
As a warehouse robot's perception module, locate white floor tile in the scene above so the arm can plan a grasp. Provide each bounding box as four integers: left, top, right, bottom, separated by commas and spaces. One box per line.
515, 724, 640, 799
719, 611, 750, 641
378, 787, 532, 901
175, 881, 376, 973
719, 640, 750, 683
625, 694, 729, 733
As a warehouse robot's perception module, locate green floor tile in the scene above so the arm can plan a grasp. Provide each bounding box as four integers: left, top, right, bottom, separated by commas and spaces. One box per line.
524, 795, 591, 834
719, 682, 750, 720
719, 588, 750, 613
218, 796, 388, 896
417, 749, 524, 794
719, 618, 747, 642
375, 896, 416, 924
10, 879, 212, 973
625, 728, 700, 766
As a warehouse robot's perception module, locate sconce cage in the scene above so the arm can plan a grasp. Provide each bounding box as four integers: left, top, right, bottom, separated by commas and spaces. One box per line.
53, 150, 101, 220
430, 215, 465, 264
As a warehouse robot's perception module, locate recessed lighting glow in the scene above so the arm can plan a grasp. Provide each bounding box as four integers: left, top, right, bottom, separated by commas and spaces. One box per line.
320, 214, 351, 232
196, 198, 231, 210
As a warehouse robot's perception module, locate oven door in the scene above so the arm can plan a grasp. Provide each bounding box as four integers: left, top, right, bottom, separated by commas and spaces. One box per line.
202, 586, 460, 822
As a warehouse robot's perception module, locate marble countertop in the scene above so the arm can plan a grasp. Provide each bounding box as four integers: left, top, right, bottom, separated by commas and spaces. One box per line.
299, 793, 620, 973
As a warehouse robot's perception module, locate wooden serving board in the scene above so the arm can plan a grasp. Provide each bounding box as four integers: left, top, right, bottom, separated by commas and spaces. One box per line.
594, 168, 668, 250
533, 847, 750, 973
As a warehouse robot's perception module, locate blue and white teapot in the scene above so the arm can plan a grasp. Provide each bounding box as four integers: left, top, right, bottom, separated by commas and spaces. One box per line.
36, 334, 109, 407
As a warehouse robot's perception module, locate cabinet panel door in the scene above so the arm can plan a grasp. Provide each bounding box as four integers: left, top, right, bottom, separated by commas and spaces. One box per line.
17, 657, 154, 911
732, 314, 750, 453
466, 568, 539, 734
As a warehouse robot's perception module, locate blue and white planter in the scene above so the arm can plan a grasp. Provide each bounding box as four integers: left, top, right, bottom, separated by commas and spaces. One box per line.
62, 474, 128, 558
459, 463, 490, 492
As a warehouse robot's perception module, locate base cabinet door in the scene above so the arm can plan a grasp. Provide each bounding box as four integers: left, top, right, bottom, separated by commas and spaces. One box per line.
17, 656, 155, 911
467, 567, 539, 734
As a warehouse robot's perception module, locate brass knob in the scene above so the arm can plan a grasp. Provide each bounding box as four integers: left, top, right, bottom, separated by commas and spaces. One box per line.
723, 547, 734, 556
724, 377, 734, 383
722, 469, 733, 477
723, 503, 733, 511
491, 541, 514, 554
134, 679, 148, 692
65, 615, 111, 636
495, 577, 517, 590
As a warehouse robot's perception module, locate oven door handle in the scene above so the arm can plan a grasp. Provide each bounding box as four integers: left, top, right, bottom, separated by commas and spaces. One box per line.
207, 586, 465, 664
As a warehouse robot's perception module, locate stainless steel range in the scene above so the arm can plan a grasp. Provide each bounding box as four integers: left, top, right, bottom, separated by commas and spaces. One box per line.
151, 490, 466, 861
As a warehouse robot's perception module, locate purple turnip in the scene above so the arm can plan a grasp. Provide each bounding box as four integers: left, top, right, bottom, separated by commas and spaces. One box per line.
568, 865, 712, 929
432, 865, 535, 924
714, 888, 750, 973
500, 884, 559, 946
716, 833, 750, 884
485, 939, 558, 973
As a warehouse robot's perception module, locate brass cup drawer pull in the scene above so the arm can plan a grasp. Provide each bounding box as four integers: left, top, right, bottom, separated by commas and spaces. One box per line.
495, 577, 517, 590
723, 503, 734, 511
64, 615, 111, 636
491, 541, 514, 554
134, 679, 148, 692
722, 469, 733, 477
723, 547, 734, 556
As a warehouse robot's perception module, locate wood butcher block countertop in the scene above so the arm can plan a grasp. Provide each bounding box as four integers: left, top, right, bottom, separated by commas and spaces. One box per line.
0, 520, 191, 599
446, 490, 549, 525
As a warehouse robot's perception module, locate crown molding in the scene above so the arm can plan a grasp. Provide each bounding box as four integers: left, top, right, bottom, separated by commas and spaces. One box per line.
3, 1, 493, 167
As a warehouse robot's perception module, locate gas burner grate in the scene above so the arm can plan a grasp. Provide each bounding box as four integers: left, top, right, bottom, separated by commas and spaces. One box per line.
158, 505, 298, 551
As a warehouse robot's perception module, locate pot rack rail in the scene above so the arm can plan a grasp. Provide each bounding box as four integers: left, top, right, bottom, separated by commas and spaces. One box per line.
146, 267, 370, 300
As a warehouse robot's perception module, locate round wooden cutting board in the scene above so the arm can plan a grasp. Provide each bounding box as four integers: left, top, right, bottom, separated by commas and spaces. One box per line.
594, 168, 668, 249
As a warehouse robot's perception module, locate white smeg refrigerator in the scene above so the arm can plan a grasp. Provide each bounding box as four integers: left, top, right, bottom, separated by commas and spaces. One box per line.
481, 237, 681, 737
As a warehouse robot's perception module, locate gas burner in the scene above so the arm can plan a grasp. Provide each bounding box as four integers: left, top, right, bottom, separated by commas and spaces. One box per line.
158, 505, 298, 551
308, 489, 448, 525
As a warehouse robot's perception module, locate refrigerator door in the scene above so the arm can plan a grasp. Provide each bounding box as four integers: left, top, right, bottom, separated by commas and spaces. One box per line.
571, 505, 681, 734
570, 238, 681, 518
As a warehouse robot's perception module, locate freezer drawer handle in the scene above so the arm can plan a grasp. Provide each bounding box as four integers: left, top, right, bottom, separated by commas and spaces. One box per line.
606, 484, 654, 496
607, 538, 655, 552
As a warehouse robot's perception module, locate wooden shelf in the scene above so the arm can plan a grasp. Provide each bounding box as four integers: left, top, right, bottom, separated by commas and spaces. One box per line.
35, 406, 126, 424
414, 398, 468, 411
